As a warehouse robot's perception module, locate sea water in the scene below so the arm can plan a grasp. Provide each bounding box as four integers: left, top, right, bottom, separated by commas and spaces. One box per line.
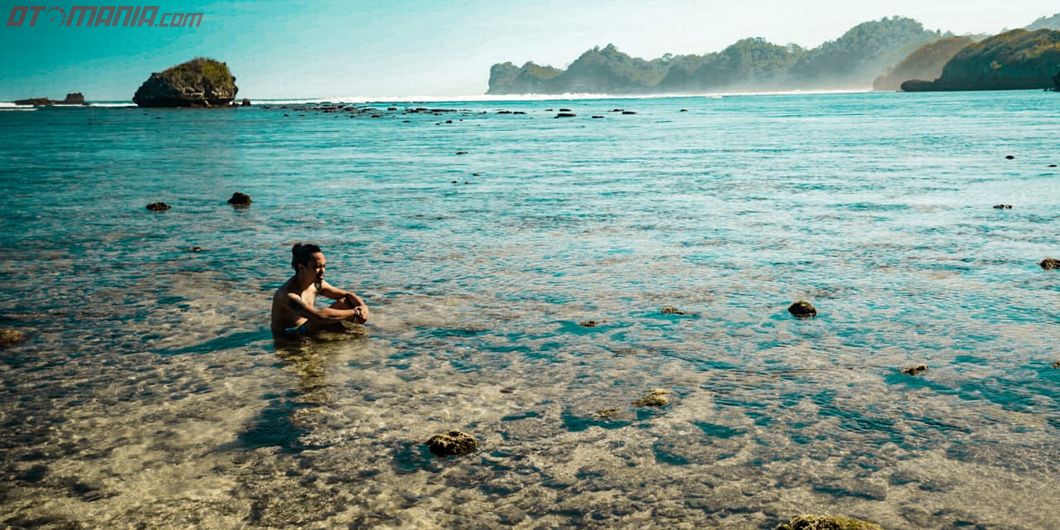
0, 91, 1058, 529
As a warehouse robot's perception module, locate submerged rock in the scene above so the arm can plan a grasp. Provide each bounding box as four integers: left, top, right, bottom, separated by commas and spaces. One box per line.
594, 408, 620, 419
578, 320, 603, 328
227, 192, 252, 206
660, 306, 687, 315
788, 301, 817, 318
632, 389, 671, 407
0, 328, 27, 349
992, 204, 1013, 209
426, 430, 478, 457
1052, 360, 1060, 369
1040, 257, 1060, 270
774, 514, 883, 530
901, 364, 929, 376
621, 110, 637, 115
555, 112, 576, 118
145, 202, 171, 211
1005, 155, 1015, 160
133, 57, 238, 108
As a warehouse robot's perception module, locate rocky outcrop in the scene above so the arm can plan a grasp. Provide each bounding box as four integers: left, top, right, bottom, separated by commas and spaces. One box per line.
1041, 257, 1060, 270
145, 202, 171, 211
902, 29, 1060, 91
12, 92, 87, 106
133, 58, 238, 108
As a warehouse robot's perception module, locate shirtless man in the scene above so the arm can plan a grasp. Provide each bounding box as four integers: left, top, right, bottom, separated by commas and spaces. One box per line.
271, 243, 370, 336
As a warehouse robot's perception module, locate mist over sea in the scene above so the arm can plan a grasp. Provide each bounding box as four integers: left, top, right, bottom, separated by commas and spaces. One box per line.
1, 90, 1058, 529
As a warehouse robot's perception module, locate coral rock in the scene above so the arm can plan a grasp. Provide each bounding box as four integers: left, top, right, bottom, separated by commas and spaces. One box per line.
633, 389, 671, 407
774, 514, 883, 530
426, 430, 478, 457
0, 328, 27, 349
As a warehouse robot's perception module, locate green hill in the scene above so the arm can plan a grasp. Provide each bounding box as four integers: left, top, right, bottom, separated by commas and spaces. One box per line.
486, 17, 940, 94
873, 36, 975, 91
1027, 13, 1060, 30
902, 29, 1060, 91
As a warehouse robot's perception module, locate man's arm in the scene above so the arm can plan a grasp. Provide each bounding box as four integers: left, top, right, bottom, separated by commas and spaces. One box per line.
319, 280, 370, 321
286, 293, 359, 323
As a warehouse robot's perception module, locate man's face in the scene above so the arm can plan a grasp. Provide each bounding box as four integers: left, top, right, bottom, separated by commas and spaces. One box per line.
301, 252, 326, 289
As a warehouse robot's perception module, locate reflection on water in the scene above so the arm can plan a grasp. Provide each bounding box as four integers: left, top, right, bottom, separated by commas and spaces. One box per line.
1, 91, 1058, 528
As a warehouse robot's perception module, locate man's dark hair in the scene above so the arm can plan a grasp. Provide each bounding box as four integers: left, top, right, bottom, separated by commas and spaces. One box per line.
292, 243, 322, 271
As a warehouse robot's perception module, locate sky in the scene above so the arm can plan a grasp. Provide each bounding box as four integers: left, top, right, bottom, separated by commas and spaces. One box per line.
0, 0, 1056, 100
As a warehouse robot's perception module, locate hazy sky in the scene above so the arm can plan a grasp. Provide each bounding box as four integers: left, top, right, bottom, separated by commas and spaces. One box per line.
0, 0, 1056, 99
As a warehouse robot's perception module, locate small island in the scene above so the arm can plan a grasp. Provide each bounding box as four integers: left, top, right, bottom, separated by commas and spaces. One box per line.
12, 93, 86, 106
133, 57, 239, 108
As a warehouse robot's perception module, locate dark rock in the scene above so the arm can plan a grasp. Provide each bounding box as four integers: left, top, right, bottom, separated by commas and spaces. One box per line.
497, 110, 513, 114
1049, 164, 1058, 168
1041, 257, 1060, 270
387, 107, 397, 111
61, 93, 86, 104
992, 204, 1013, 209
0, 328, 27, 349
788, 301, 817, 318
456, 151, 469, 155
555, 112, 576, 118
1005, 155, 1015, 160
12, 97, 52, 106
133, 57, 238, 108
774, 514, 883, 530
227, 192, 252, 206
680, 109, 688, 112
578, 320, 604, 328
145, 202, 171, 211
1051, 360, 1060, 369
512, 111, 526, 115
189, 246, 204, 252
371, 114, 382, 118
559, 108, 572, 112
621, 110, 637, 115
660, 306, 687, 315
901, 364, 928, 376
632, 389, 671, 407
240, 98, 251, 106
425, 430, 478, 457
445, 119, 453, 124
591, 115, 604, 118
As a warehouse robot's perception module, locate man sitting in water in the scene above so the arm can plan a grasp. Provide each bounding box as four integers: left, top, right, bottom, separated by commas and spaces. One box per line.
271, 243, 370, 336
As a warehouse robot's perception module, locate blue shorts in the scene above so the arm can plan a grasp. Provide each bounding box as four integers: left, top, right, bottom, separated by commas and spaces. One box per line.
283, 322, 312, 336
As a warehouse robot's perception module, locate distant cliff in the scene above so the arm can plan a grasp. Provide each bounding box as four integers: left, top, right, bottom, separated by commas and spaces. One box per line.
873, 37, 975, 91
901, 29, 1060, 91
1027, 13, 1060, 30
487, 17, 941, 94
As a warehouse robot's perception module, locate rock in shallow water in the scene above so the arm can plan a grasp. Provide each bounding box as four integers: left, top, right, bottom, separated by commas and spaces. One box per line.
0, 328, 27, 348
902, 364, 928, 376
146, 202, 171, 211
426, 430, 478, 457
632, 389, 671, 407
774, 514, 883, 530
227, 192, 252, 206
660, 306, 687, 315
1040, 258, 1060, 270
788, 300, 817, 318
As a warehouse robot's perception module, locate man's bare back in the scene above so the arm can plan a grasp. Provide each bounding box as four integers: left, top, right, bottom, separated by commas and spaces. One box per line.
271, 243, 369, 336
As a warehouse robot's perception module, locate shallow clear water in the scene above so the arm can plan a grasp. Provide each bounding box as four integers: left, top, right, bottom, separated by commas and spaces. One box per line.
1, 91, 1058, 529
